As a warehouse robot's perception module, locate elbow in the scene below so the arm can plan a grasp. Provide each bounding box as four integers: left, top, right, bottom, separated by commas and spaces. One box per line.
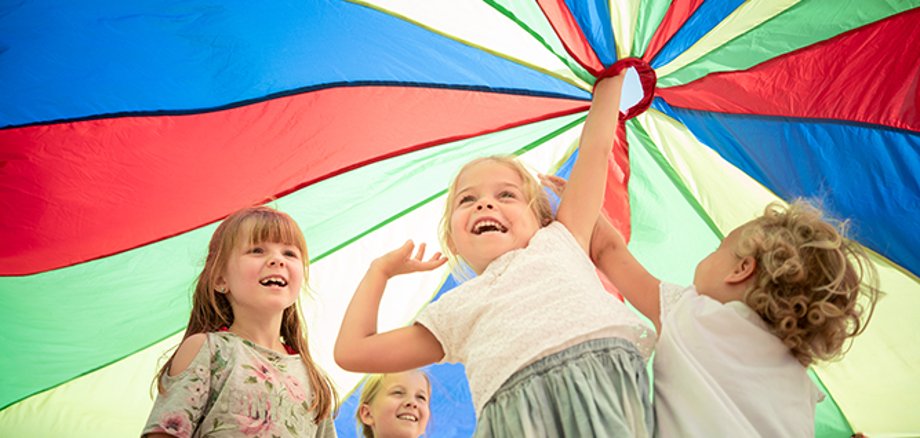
333, 344, 354, 371
333, 343, 365, 372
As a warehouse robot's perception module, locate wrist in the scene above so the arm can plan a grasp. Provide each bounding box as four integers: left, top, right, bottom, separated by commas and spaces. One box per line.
369, 259, 393, 279
592, 57, 656, 121
593, 77, 623, 100
596, 74, 624, 86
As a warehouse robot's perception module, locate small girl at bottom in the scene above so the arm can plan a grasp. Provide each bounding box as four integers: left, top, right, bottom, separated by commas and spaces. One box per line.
356, 371, 431, 438
573, 186, 880, 436
144, 206, 337, 438
336, 66, 656, 437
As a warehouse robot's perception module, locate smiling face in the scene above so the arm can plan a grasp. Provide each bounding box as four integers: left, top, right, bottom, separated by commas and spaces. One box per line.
216, 236, 305, 318
359, 371, 431, 438
446, 159, 543, 274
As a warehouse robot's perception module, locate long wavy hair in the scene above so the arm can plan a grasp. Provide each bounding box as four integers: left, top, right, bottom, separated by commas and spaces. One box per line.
738, 200, 881, 366
438, 155, 553, 277
155, 206, 338, 422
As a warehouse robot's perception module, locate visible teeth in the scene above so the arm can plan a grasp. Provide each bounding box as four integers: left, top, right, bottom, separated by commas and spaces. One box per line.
397, 414, 418, 422
473, 220, 506, 234
259, 277, 287, 287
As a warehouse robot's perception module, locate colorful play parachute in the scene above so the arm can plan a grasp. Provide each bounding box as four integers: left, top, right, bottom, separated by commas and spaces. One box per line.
1, 1, 918, 436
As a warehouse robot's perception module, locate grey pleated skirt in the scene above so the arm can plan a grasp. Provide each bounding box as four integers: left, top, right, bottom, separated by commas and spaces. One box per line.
474, 338, 654, 438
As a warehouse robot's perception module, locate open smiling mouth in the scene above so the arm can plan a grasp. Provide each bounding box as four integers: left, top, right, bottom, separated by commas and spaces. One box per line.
396, 414, 418, 422
472, 220, 508, 235
259, 277, 288, 287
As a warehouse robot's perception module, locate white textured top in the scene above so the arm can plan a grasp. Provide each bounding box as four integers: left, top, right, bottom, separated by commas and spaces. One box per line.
654, 282, 823, 437
415, 221, 654, 415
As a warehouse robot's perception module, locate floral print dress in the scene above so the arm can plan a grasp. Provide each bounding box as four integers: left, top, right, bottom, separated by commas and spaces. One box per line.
143, 332, 336, 438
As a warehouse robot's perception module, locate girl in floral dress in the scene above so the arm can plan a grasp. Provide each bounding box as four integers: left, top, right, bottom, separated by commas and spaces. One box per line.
144, 206, 337, 438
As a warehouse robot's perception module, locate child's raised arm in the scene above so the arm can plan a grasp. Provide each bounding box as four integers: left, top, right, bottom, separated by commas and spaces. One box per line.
543, 174, 661, 331
556, 72, 625, 251
590, 212, 661, 331
334, 241, 447, 373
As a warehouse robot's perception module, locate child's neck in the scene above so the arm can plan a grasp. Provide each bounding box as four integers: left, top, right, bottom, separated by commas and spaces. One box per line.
228, 315, 286, 353
467, 250, 513, 275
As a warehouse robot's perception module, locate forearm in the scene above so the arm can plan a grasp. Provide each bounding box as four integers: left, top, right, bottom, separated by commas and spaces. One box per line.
557, 75, 624, 247
591, 214, 662, 330
581, 75, 623, 155
574, 77, 622, 188
334, 264, 388, 367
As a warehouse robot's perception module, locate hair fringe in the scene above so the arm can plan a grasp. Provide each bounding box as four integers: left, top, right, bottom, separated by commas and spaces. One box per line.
152, 206, 338, 423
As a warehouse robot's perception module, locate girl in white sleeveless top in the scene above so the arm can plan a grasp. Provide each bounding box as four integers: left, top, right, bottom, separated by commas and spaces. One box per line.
336, 67, 656, 437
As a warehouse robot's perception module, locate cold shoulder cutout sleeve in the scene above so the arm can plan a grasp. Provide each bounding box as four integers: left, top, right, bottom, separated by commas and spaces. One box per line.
143, 335, 211, 437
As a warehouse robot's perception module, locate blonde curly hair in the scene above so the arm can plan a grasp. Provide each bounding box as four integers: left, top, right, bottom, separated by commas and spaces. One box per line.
737, 200, 881, 367
438, 155, 553, 276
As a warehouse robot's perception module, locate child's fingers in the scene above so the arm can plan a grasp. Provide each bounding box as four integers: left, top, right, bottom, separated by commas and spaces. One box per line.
540, 174, 567, 196
414, 242, 427, 261
546, 174, 566, 186
395, 240, 414, 259
420, 254, 448, 270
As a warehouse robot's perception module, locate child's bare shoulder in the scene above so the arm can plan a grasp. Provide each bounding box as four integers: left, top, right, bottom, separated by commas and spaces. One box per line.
169, 333, 208, 376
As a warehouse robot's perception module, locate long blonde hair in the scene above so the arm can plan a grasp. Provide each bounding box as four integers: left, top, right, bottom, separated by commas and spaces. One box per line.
357, 372, 432, 438
738, 200, 881, 366
156, 206, 338, 422
438, 156, 553, 275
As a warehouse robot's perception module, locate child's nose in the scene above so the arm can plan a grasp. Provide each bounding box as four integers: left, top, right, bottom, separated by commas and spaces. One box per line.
268, 257, 284, 267
476, 202, 494, 210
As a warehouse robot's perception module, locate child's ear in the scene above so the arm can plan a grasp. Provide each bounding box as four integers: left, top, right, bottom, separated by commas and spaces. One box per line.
726, 256, 756, 284
214, 276, 228, 294
358, 404, 374, 426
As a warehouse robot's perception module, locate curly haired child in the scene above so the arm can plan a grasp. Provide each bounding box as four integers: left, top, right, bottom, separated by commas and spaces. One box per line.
566, 188, 881, 436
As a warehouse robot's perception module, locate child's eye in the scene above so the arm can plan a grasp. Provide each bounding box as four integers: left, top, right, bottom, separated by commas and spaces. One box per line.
458, 195, 475, 205
417, 394, 428, 402
248, 246, 264, 254
498, 190, 516, 199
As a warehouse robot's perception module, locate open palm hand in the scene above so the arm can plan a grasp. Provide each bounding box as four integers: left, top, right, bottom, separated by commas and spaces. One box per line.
373, 241, 447, 278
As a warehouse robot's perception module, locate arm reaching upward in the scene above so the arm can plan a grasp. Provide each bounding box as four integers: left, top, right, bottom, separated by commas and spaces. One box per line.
555, 72, 625, 251
590, 212, 661, 331
334, 241, 447, 372
543, 174, 662, 331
